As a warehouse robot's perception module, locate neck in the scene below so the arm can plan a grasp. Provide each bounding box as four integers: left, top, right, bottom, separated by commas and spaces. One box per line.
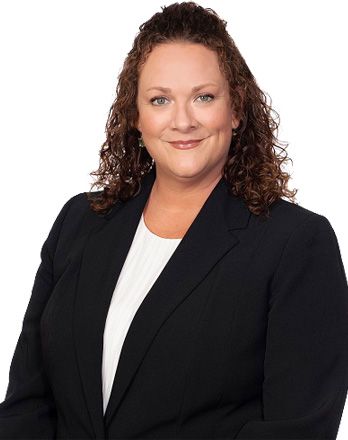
148, 170, 223, 213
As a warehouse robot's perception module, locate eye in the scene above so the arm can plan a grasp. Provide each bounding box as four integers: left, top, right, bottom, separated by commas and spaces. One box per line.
149, 93, 215, 106
196, 94, 214, 103
150, 96, 169, 106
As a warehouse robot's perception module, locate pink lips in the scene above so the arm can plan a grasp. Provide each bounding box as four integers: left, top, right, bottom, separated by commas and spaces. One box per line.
169, 139, 204, 150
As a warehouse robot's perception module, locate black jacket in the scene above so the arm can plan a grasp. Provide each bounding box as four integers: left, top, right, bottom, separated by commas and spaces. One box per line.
1, 167, 348, 439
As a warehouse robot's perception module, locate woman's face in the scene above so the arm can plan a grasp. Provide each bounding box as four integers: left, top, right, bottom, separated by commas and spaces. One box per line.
136, 42, 239, 184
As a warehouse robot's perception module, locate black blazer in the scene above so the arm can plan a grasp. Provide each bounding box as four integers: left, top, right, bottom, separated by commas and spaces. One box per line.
1, 167, 348, 440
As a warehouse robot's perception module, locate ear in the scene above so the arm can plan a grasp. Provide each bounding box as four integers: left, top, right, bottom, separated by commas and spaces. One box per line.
135, 118, 141, 133
231, 85, 244, 130
231, 113, 240, 131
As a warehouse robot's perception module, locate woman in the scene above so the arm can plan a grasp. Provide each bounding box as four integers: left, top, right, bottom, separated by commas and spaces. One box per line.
1, 2, 348, 439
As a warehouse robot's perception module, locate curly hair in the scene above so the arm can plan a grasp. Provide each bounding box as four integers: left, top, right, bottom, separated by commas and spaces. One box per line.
87, 1, 297, 218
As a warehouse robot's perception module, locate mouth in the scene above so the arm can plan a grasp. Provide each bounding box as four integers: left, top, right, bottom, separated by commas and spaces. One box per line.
168, 139, 204, 150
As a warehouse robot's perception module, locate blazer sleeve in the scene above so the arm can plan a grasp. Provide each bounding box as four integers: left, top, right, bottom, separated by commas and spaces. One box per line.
235, 213, 348, 440
0, 194, 80, 439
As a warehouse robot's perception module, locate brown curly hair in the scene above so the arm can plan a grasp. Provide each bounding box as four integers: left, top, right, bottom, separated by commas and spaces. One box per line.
87, 1, 297, 218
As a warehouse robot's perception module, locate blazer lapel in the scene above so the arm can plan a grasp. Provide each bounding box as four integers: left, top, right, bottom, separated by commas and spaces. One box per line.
73, 168, 251, 437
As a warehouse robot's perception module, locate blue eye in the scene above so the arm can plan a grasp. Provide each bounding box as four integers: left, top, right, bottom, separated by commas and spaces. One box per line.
150, 96, 168, 106
197, 94, 214, 102
150, 94, 215, 106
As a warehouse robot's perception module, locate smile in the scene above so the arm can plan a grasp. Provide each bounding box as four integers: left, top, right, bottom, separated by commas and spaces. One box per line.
168, 139, 204, 150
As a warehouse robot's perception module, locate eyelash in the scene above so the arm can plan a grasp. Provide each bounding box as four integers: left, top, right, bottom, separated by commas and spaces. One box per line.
150, 93, 215, 106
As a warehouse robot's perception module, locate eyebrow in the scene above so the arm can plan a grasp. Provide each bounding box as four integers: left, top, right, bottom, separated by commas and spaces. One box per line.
146, 83, 219, 93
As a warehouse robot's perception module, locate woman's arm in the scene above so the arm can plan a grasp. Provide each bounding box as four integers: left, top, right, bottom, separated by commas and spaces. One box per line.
236, 214, 348, 439
0, 194, 80, 439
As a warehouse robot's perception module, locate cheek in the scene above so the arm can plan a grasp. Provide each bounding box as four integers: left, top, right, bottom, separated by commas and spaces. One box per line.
139, 110, 168, 136
199, 104, 233, 131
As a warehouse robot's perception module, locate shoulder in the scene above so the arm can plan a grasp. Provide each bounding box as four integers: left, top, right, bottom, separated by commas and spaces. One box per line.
270, 197, 332, 227
46, 191, 106, 279
51, 190, 106, 247
59, 190, 105, 219
63, 190, 103, 213
267, 200, 347, 302
252, 197, 338, 251
246, 199, 346, 295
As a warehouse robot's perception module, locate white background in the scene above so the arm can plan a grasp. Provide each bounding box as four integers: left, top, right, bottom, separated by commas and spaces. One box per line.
0, 0, 347, 437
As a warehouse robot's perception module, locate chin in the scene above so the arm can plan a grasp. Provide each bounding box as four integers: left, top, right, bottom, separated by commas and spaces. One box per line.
168, 165, 210, 180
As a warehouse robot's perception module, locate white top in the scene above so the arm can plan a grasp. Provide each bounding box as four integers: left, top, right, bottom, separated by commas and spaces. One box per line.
102, 212, 182, 414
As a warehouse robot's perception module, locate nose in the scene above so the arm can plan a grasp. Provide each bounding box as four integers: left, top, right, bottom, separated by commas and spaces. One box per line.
170, 101, 197, 131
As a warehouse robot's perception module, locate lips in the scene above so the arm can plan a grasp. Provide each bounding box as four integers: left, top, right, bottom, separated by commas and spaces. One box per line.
168, 139, 204, 150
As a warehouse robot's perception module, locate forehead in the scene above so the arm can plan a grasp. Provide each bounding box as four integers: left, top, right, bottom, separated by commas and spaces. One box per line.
138, 42, 227, 89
